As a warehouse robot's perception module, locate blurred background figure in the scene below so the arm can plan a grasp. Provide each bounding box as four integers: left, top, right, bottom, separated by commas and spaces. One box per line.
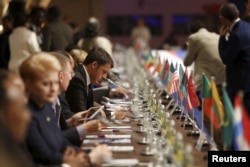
68, 21, 82, 45
70, 49, 88, 67
0, 70, 33, 167
242, 0, 250, 22
184, 20, 225, 99
161, 31, 178, 50
42, 6, 73, 51
131, 17, 151, 48
0, 15, 13, 69
9, 13, 40, 73
29, 6, 46, 47
78, 17, 113, 56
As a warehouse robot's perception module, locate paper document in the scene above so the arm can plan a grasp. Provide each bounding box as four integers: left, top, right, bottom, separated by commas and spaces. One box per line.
101, 159, 139, 167
85, 134, 131, 139
83, 139, 131, 144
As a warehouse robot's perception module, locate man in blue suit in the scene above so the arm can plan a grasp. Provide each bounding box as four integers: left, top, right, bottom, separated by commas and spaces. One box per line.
219, 3, 250, 114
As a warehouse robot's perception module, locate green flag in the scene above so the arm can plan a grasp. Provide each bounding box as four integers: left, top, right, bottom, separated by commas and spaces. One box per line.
202, 74, 211, 98
222, 85, 234, 147
202, 74, 219, 129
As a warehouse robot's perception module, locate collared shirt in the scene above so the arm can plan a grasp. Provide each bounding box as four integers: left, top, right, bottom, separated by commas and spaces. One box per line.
52, 98, 60, 115
82, 65, 90, 86
52, 98, 61, 127
225, 18, 240, 41
230, 18, 240, 32
53, 97, 86, 139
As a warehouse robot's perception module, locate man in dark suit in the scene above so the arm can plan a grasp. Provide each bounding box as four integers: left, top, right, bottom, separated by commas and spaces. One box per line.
65, 47, 114, 113
219, 3, 250, 114
51, 52, 100, 146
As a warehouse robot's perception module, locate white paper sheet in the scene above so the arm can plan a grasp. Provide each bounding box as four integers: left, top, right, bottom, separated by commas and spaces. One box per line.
101, 159, 139, 167
85, 134, 131, 139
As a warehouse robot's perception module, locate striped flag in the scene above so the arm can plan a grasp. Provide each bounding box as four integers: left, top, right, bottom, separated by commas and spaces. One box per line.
168, 66, 179, 94
160, 60, 170, 81
211, 78, 224, 126
234, 92, 250, 150
202, 74, 219, 129
152, 57, 162, 76
179, 67, 188, 100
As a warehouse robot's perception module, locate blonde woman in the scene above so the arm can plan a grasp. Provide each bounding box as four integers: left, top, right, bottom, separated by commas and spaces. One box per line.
19, 52, 111, 166
70, 49, 88, 66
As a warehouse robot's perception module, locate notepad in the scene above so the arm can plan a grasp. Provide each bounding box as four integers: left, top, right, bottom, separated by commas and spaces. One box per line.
85, 134, 131, 139
101, 159, 139, 167
100, 129, 133, 132
102, 126, 131, 129
83, 139, 131, 144
82, 146, 134, 152
109, 146, 134, 152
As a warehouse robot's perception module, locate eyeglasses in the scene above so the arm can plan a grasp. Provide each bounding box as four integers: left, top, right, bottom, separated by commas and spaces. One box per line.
62, 71, 75, 77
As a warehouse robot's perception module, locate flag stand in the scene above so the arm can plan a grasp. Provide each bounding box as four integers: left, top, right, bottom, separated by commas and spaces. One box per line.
171, 89, 181, 115
188, 109, 200, 137
209, 104, 215, 151
223, 143, 227, 151
176, 99, 186, 121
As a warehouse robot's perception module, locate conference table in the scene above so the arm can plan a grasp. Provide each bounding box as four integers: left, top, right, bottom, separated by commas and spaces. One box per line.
82, 48, 209, 166
82, 97, 208, 167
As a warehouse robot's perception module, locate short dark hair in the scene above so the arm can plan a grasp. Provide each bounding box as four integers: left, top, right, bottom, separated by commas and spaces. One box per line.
189, 20, 205, 34
0, 70, 10, 110
220, 3, 239, 21
2, 15, 13, 23
30, 6, 45, 16
46, 6, 61, 22
13, 13, 28, 28
83, 22, 99, 38
83, 47, 114, 68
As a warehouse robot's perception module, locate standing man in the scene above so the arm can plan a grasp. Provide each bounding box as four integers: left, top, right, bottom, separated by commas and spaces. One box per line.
183, 20, 225, 96
219, 3, 250, 114
42, 6, 73, 51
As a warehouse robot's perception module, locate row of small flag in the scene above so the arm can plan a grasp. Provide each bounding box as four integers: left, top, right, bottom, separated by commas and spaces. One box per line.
139, 49, 250, 150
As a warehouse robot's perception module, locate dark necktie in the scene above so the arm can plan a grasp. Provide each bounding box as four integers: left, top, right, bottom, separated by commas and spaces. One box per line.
55, 102, 61, 128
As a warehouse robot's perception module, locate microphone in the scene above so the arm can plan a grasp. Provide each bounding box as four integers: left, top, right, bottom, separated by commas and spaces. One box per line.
106, 78, 145, 99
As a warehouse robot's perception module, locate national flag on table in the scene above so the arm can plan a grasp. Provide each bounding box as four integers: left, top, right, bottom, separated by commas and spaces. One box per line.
202, 74, 219, 129
222, 84, 234, 147
179, 64, 184, 86
179, 67, 188, 100
167, 64, 179, 94
166, 62, 175, 89
144, 54, 157, 71
159, 59, 170, 81
142, 49, 152, 62
152, 57, 162, 75
211, 78, 224, 126
186, 72, 200, 111
234, 92, 250, 150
